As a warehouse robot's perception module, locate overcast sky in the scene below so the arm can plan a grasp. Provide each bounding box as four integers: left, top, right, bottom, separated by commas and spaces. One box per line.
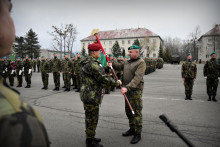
11, 0, 220, 52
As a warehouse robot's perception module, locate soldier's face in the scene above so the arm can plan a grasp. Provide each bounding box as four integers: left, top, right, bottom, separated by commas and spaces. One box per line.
211, 54, 216, 58
0, 0, 15, 57
93, 50, 100, 59
187, 55, 192, 60
128, 49, 139, 59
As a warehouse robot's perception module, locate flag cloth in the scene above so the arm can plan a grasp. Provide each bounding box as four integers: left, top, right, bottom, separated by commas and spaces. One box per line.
100, 51, 107, 66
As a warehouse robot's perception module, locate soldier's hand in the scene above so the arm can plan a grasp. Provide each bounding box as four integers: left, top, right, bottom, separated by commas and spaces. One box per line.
117, 80, 122, 85
193, 78, 196, 81
204, 77, 207, 79
182, 78, 185, 81
120, 87, 127, 94
58, 71, 60, 74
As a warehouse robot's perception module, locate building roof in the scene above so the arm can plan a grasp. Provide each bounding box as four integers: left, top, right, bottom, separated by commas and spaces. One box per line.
199, 24, 220, 40
81, 28, 160, 41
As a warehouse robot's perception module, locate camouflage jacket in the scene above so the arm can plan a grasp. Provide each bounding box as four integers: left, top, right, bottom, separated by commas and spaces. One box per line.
0, 61, 4, 73
37, 59, 41, 66
204, 58, 220, 79
33, 60, 37, 66
71, 60, 75, 73
80, 56, 119, 104
73, 58, 82, 75
181, 60, 197, 79
16, 61, 23, 73
41, 60, 50, 73
51, 57, 61, 72
113, 57, 146, 91
23, 59, 33, 73
0, 76, 50, 146
62, 58, 72, 73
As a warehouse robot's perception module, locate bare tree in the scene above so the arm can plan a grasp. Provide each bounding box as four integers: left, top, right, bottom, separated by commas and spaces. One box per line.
164, 36, 183, 55
140, 37, 155, 57
49, 24, 77, 58
188, 25, 201, 61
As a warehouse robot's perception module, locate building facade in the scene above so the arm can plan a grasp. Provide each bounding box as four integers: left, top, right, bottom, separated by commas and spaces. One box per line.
198, 24, 220, 62
40, 49, 69, 59
80, 28, 163, 58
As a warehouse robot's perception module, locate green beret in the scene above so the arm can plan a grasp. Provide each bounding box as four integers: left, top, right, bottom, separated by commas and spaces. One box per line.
53, 52, 57, 55
187, 53, 191, 56
210, 52, 216, 56
17, 57, 21, 59
109, 54, 113, 57
128, 45, 139, 50
65, 53, 69, 55
41, 56, 45, 58
26, 55, 29, 57
71, 55, 75, 58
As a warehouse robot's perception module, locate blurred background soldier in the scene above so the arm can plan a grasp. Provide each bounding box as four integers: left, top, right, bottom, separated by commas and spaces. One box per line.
16, 57, 23, 87
80, 43, 121, 147
74, 52, 82, 92
37, 57, 41, 72
52, 52, 61, 91
41, 56, 50, 90
23, 55, 33, 88
62, 53, 72, 91
181, 53, 197, 100
71, 55, 76, 88
33, 59, 37, 72
204, 52, 220, 102
0, 0, 50, 146
111, 45, 146, 144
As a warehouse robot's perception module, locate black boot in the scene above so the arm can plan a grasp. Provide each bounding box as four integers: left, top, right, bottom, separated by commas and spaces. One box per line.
44, 86, 48, 90
66, 88, 70, 92
185, 94, 188, 100
75, 88, 80, 92
62, 86, 66, 88
53, 88, 57, 91
131, 134, 141, 144
212, 95, 217, 102
122, 128, 135, 136
56, 87, 59, 91
86, 138, 101, 144
41, 87, 46, 89
208, 95, 211, 101
86, 138, 103, 147
188, 94, 192, 100
25, 85, 30, 88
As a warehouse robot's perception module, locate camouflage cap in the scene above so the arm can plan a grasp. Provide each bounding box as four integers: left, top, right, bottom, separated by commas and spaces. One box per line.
210, 52, 216, 56
128, 45, 139, 50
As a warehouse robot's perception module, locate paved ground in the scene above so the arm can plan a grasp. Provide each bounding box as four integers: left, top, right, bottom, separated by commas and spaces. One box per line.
10, 64, 220, 147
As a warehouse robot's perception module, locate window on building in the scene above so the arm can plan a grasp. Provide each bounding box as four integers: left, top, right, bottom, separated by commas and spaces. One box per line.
104, 48, 106, 51
109, 48, 112, 51
147, 54, 149, 57
122, 40, 125, 44
153, 39, 156, 43
109, 41, 112, 45
147, 39, 150, 43
121, 47, 124, 51
147, 46, 150, 51
153, 53, 156, 57
83, 43, 85, 46
104, 41, 105, 45
128, 40, 130, 44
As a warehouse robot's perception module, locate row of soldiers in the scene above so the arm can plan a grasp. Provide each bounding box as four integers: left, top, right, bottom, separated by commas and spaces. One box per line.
0, 52, 164, 94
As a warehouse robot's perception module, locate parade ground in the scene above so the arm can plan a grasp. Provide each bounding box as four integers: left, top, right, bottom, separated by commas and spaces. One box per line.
11, 64, 220, 147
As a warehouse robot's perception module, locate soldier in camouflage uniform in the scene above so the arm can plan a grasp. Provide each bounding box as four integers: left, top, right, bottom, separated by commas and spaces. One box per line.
23, 56, 33, 88
52, 52, 61, 91
41, 56, 50, 90
181, 53, 197, 100
37, 58, 41, 72
111, 45, 146, 144
74, 53, 82, 92
16, 57, 23, 87
1, 57, 8, 82
80, 43, 121, 147
62, 53, 72, 91
71, 55, 76, 88
0, 1, 50, 146
33, 59, 37, 72
204, 52, 220, 102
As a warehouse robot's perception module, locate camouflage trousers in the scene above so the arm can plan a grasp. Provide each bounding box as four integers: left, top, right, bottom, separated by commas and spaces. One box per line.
206, 78, 219, 96
16, 73, 23, 86
63, 73, 71, 89
125, 90, 143, 134
184, 78, 194, 95
24, 72, 32, 86
71, 74, 76, 86
53, 72, 60, 88
83, 103, 99, 139
8, 71, 14, 85
33, 66, 36, 72
37, 65, 40, 72
41, 72, 49, 87
75, 74, 80, 89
